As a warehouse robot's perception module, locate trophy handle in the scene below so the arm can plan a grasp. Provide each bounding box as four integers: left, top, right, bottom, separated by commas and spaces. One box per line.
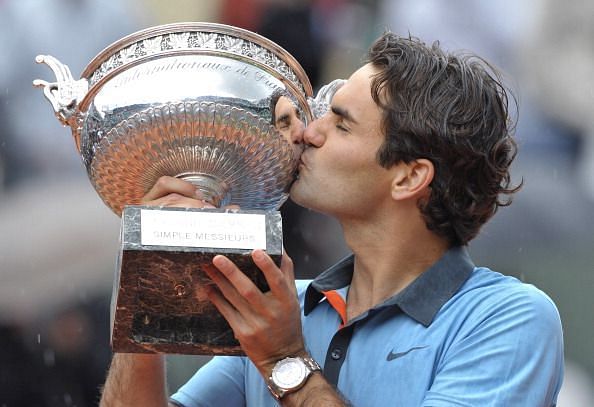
33, 55, 88, 127
307, 79, 346, 119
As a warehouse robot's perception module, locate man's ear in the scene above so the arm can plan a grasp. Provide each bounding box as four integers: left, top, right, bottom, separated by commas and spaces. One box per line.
391, 159, 434, 201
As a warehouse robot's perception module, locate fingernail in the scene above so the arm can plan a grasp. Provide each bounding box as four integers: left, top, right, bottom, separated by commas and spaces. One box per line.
212, 255, 226, 266
253, 250, 264, 261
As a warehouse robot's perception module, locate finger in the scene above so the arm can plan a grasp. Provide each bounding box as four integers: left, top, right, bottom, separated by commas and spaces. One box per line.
252, 250, 293, 296
145, 193, 216, 209
204, 285, 244, 331
210, 255, 267, 311
142, 176, 202, 203
280, 252, 297, 296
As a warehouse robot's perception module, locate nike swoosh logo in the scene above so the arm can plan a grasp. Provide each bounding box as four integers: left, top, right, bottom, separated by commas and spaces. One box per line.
386, 345, 428, 361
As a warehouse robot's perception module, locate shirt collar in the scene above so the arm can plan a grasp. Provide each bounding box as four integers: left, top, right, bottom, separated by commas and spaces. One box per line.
304, 246, 475, 327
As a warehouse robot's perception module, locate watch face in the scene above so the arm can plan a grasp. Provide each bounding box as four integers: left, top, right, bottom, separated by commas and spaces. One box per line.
272, 357, 308, 389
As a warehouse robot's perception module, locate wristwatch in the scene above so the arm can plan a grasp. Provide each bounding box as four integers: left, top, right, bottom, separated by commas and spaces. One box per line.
267, 355, 322, 400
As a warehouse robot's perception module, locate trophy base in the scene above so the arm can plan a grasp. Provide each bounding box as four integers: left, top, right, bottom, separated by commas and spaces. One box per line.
110, 205, 282, 355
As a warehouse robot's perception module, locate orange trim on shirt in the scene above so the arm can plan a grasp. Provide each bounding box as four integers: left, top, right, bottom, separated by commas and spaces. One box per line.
322, 290, 347, 329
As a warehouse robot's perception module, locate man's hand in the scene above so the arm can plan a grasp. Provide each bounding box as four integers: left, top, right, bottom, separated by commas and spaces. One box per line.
203, 251, 348, 406
204, 250, 306, 375
142, 175, 217, 208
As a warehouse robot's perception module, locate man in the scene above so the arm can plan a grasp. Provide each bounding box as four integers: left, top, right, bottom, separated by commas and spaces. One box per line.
100, 32, 564, 406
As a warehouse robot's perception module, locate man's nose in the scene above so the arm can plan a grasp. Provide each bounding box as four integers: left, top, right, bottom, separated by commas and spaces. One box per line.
303, 117, 325, 147
289, 119, 305, 144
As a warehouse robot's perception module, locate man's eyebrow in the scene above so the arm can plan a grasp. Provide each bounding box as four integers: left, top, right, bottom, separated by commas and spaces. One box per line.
275, 113, 291, 126
331, 105, 358, 125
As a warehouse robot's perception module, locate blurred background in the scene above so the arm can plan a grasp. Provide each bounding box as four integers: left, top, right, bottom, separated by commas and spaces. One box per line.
1, 0, 592, 405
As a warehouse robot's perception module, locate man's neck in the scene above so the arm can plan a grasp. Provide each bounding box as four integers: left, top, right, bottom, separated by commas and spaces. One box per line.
340, 216, 449, 322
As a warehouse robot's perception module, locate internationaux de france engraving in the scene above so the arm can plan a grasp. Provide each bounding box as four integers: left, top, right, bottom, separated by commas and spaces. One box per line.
89, 30, 304, 94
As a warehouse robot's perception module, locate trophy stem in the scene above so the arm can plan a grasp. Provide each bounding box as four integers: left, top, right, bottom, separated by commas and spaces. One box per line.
176, 173, 230, 208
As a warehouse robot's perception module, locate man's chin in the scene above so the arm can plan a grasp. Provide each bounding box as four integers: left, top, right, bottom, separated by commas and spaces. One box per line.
288, 181, 308, 208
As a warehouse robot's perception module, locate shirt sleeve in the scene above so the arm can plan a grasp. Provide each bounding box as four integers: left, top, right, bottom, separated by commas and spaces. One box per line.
170, 356, 247, 407
422, 284, 564, 407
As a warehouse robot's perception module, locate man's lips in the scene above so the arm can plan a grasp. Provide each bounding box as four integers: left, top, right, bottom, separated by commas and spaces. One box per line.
292, 153, 308, 183
298, 154, 308, 170
290, 144, 305, 165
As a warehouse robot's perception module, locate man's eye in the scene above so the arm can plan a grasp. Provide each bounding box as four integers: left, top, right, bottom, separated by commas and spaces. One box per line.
336, 123, 349, 132
275, 116, 291, 130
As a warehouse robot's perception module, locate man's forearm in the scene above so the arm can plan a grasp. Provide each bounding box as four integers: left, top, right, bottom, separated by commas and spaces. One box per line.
282, 373, 349, 407
100, 353, 170, 407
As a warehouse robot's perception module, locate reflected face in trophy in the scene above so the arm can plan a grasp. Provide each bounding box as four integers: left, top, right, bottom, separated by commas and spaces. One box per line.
272, 95, 305, 157
290, 64, 395, 218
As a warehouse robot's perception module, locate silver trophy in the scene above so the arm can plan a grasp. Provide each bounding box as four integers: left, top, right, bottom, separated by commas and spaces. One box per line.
34, 22, 342, 355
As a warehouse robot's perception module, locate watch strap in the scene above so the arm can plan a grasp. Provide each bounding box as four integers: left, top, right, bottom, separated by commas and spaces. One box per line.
301, 355, 322, 373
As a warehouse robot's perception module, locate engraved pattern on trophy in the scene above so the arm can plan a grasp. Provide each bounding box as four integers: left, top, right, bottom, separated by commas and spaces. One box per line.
91, 101, 295, 213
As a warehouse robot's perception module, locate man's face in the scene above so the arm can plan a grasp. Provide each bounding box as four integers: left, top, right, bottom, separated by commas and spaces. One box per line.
290, 64, 395, 219
273, 95, 305, 159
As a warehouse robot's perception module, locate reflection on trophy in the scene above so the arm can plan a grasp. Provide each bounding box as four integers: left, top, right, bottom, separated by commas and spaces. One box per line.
33, 22, 342, 355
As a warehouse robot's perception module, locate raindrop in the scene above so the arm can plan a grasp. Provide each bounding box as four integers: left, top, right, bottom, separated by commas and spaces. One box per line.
37, 333, 41, 344
64, 393, 73, 406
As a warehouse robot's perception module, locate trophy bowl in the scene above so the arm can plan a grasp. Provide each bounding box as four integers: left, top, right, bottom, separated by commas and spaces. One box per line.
34, 22, 326, 355
34, 22, 314, 213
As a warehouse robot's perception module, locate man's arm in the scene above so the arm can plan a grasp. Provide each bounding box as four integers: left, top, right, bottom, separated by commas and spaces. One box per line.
206, 251, 349, 406
99, 353, 176, 407
101, 177, 214, 407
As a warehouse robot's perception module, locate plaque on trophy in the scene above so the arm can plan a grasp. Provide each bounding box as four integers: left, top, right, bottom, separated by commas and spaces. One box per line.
33, 22, 341, 355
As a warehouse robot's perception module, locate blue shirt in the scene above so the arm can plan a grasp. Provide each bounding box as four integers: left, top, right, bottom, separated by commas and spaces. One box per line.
171, 247, 564, 406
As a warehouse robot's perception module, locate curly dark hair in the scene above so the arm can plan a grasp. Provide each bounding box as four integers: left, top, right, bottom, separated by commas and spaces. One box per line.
367, 32, 521, 246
